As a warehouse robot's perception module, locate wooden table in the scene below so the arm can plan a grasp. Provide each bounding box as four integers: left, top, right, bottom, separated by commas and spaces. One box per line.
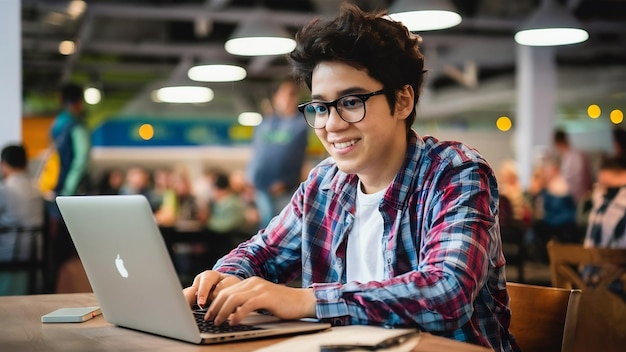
0, 293, 491, 351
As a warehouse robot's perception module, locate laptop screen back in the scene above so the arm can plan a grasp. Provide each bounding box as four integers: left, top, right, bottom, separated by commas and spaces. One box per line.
56, 195, 203, 343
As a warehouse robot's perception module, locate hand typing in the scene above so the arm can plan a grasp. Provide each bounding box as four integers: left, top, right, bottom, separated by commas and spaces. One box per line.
185, 272, 316, 325
183, 271, 242, 309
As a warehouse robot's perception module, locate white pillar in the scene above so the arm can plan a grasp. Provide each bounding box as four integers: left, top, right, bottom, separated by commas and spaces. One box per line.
515, 45, 556, 189
0, 0, 21, 148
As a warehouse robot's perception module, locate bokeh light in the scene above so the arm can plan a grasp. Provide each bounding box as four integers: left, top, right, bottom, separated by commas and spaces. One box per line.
84, 87, 101, 105
587, 104, 601, 118
58, 40, 75, 55
238, 112, 263, 126
496, 116, 512, 131
138, 124, 154, 140
610, 109, 624, 124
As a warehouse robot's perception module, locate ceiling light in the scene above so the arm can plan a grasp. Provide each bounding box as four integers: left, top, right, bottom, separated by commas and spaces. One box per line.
84, 87, 102, 105
238, 112, 263, 126
152, 86, 214, 104
387, 0, 462, 31
188, 64, 247, 82
514, 0, 589, 46
58, 40, 75, 55
67, 0, 87, 19
225, 21, 296, 56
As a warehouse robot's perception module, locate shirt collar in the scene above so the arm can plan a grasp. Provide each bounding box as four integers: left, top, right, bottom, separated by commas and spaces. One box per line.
319, 130, 426, 212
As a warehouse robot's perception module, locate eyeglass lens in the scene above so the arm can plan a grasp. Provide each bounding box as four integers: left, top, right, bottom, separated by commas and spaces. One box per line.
302, 96, 366, 128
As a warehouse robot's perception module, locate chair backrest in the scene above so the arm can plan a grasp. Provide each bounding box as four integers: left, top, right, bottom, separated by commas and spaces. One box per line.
546, 240, 626, 289
546, 241, 626, 352
507, 282, 581, 352
0, 226, 45, 294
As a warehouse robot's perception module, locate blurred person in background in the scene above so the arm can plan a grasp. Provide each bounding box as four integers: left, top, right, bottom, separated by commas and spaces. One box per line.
229, 169, 259, 233
205, 171, 247, 236
156, 166, 202, 282
120, 167, 154, 208
553, 129, 593, 205
529, 153, 579, 262
496, 160, 532, 228
612, 128, 626, 158
150, 167, 172, 211
199, 171, 251, 270
582, 156, 626, 300
154, 166, 199, 229
585, 156, 626, 249
45, 84, 91, 201
246, 78, 309, 228
0, 144, 44, 295
195, 167, 220, 216
44, 83, 91, 292
94, 168, 124, 195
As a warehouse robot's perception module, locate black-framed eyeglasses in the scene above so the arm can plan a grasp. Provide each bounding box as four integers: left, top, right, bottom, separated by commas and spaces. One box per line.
297, 89, 387, 129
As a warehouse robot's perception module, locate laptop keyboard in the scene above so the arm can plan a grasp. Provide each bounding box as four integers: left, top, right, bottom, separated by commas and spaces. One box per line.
193, 311, 261, 334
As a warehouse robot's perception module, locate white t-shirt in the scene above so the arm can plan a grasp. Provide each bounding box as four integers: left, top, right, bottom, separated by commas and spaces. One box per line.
346, 181, 386, 283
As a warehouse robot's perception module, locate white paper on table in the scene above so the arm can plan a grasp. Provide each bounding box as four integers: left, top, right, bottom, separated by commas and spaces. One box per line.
254, 325, 420, 352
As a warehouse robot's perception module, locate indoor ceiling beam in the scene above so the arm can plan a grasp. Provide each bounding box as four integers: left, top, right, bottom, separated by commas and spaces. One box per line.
24, 59, 177, 76
86, 3, 317, 27
23, 38, 229, 59
23, 1, 626, 34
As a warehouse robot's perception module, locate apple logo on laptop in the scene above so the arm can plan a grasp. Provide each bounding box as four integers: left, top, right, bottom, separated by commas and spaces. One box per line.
115, 254, 129, 278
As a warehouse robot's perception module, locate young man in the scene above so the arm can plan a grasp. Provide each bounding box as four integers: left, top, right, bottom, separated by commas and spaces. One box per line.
184, 4, 518, 351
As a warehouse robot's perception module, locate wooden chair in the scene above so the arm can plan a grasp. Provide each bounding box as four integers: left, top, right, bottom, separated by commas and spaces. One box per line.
0, 226, 45, 294
547, 241, 626, 352
507, 282, 581, 352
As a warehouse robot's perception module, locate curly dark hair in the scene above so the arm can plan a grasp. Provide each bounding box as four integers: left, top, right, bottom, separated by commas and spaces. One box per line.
288, 2, 426, 131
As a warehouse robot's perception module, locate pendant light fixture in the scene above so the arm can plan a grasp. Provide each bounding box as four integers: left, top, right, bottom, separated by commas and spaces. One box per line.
152, 57, 215, 104
387, 0, 462, 32
187, 64, 247, 82
225, 20, 296, 56
152, 86, 214, 104
514, 0, 589, 46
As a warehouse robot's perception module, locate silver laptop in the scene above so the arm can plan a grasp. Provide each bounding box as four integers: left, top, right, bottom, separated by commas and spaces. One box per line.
56, 195, 330, 344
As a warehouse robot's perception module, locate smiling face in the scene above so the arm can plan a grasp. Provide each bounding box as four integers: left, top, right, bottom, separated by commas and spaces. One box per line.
311, 61, 414, 193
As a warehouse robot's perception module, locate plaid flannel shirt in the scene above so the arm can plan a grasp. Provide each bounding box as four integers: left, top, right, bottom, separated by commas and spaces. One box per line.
214, 131, 520, 351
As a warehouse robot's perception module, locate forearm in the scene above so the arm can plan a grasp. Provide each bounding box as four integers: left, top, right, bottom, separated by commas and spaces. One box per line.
214, 212, 303, 283
213, 238, 267, 279
311, 249, 484, 330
